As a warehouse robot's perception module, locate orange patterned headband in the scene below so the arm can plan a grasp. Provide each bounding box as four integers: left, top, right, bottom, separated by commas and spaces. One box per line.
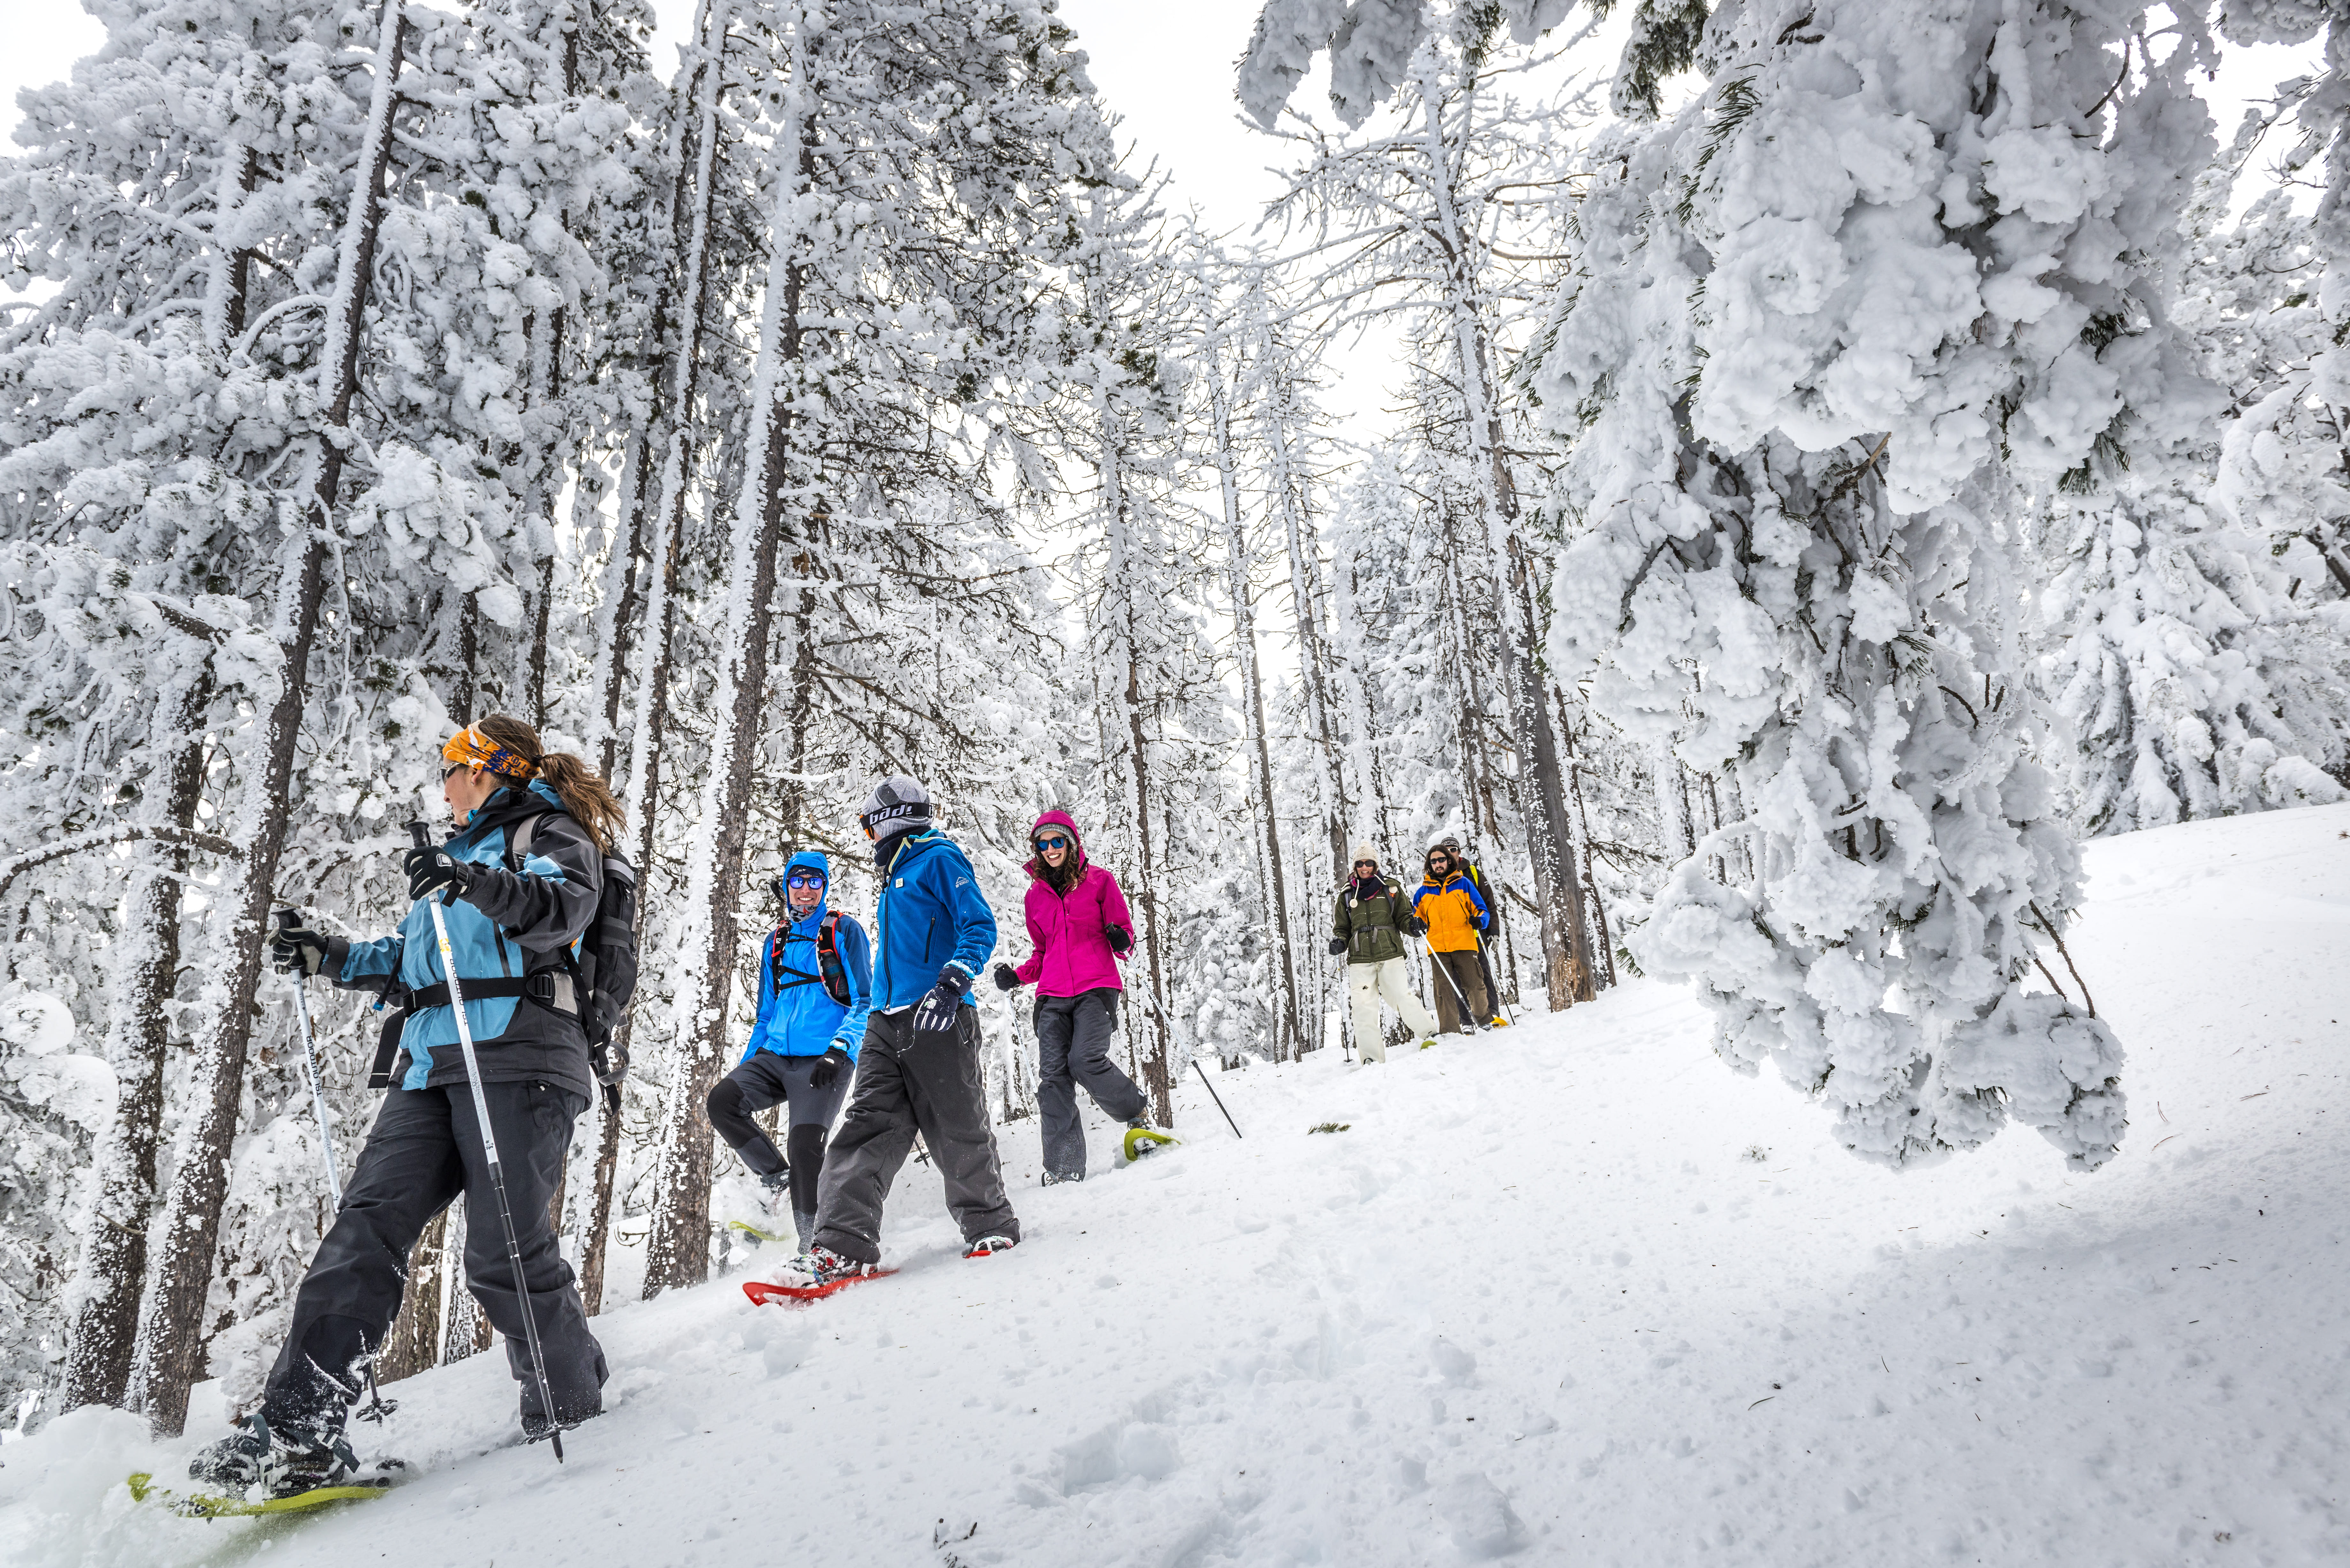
441, 725, 536, 779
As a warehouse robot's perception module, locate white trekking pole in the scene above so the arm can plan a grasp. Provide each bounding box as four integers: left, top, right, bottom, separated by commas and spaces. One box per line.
405, 821, 565, 1463
275, 906, 400, 1422
275, 908, 345, 1207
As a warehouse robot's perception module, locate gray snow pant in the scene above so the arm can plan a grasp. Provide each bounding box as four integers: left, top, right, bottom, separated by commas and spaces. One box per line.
1034, 988, 1145, 1179
263, 1079, 606, 1434
812, 1004, 1018, 1265
706, 1050, 851, 1220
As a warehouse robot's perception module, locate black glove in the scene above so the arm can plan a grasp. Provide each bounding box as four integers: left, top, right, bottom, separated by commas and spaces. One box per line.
272, 924, 331, 977
913, 968, 969, 1037
1328, 936, 1348, 956
403, 845, 475, 903
1104, 924, 1133, 954
808, 1046, 850, 1089
993, 962, 1021, 991
1405, 916, 1428, 937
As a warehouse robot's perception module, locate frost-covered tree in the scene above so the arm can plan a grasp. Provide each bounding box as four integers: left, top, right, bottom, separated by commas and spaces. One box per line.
1522, 0, 2243, 1169
1253, 17, 1605, 1006
637, 0, 1123, 1291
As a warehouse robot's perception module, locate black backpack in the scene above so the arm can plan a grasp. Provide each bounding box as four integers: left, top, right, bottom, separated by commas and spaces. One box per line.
770, 912, 851, 1006
510, 814, 638, 1089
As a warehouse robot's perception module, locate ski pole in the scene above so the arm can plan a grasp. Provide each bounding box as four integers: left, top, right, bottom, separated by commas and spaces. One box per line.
1421, 937, 1481, 1032
274, 908, 400, 1423
405, 820, 565, 1463
276, 909, 344, 1207
1190, 1058, 1241, 1140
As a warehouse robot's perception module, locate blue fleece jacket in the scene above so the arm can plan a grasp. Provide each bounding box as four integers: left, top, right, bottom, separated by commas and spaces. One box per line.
740, 850, 871, 1065
870, 829, 997, 1011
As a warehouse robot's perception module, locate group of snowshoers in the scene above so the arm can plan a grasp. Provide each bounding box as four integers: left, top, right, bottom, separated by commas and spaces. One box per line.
192, 716, 1516, 1502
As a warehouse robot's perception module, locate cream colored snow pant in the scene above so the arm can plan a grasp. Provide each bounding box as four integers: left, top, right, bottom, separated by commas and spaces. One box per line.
1347, 959, 1437, 1063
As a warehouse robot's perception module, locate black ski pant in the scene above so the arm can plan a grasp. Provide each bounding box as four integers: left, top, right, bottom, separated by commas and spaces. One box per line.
706, 1050, 851, 1219
812, 1005, 1017, 1264
1472, 937, 1501, 1017
262, 1078, 606, 1435
1034, 988, 1145, 1179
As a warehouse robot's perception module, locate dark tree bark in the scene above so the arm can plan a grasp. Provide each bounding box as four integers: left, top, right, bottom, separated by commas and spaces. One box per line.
135, 3, 407, 1437
58, 673, 212, 1413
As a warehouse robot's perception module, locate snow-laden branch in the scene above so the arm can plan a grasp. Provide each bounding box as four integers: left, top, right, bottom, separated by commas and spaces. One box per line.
0, 824, 243, 902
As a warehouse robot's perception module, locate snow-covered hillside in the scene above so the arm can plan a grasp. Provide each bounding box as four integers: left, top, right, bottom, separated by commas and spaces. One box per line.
6, 804, 2348, 1566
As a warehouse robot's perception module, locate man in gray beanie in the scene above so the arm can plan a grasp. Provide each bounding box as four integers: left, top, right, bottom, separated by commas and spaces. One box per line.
777, 776, 1019, 1287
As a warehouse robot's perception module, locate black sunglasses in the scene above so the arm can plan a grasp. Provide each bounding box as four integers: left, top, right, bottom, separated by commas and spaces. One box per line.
1035, 835, 1072, 852
441, 764, 469, 782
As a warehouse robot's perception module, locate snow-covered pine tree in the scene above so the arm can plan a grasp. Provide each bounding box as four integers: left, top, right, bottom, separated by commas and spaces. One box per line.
2031, 86, 2349, 833
1529, 1, 2238, 1168
1049, 173, 1234, 1122
1197, 257, 1306, 1063
1253, 15, 1602, 1006
638, 0, 1122, 1291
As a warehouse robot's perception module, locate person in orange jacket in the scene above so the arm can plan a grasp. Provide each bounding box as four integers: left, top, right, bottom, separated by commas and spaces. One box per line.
1412, 844, 1491, 1034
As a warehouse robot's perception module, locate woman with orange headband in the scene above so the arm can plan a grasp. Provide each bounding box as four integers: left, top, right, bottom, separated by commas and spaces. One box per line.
190, 715, 624, 1500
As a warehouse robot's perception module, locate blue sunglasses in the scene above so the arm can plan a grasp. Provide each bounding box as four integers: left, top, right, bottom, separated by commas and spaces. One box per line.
1034, 835, 1071, 852
774, 871, 825, 895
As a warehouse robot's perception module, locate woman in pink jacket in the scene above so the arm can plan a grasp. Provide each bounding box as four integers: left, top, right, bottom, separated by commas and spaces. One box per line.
991, 809, 1151, 1182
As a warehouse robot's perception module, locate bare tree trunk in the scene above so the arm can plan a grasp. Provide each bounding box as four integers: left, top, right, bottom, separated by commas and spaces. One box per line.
59, 674, 211, 1413
642, 69, 812, 1295
1410, 62, 1591, 1009
576, 1087, 624, 1314
375, 1210, 446, 1382
134, 2, 407, 1437
1205, 354, 1301, 1061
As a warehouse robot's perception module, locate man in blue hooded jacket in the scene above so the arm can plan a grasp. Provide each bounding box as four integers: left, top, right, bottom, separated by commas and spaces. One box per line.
786, 777, 1019, 1284
705, 849, 871, 1252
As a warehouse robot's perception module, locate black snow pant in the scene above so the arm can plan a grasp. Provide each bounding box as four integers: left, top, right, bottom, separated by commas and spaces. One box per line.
705, 1050, 851, 1221
262, 1079, 605, 1436
1034, 988, 1145, 1180
1472, 937, 1501, 1018
811, 1004, 1018, 1265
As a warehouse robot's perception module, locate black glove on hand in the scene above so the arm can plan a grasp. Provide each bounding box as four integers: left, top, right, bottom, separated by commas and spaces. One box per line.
272, 925, 330, 977
403, 845, 475, 903
1327, 936, 1349, 957
913, 969, 968, 1037
992, 962, 1021, 992
808, 1045, 850, 1089
1104, 924, 1133, 955
1406, 916, 1428, 938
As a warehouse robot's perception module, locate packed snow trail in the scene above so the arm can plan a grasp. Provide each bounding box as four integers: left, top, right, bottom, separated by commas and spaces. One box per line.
5, 805, 2347, 1565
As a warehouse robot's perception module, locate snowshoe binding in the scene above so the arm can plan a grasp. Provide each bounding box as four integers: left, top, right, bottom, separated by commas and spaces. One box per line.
743, 1245, 893, 1307
964, 1233, 1018, 1258
1487, 1015, 1512, 1029
1041, 1170, 1082, 1187
1122, 1121, 1178, 1162
159, 1413, 389, 1517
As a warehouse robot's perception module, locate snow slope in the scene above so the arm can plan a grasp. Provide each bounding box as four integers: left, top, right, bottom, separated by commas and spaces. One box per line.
6, 804, 2348, 1566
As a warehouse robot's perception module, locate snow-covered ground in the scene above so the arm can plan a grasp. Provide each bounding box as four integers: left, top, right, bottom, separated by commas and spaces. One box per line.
5, 804, 2348, 1566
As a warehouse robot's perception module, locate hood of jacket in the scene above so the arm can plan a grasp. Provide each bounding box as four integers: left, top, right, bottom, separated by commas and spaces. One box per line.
1024, 809, 1087, 882
783, 848, 832, 927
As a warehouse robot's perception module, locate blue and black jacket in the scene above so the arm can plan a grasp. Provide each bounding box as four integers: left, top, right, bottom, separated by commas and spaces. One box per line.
741, 850, 872, 1065
327, 780, 600, 1100
871, 829, 997, 1012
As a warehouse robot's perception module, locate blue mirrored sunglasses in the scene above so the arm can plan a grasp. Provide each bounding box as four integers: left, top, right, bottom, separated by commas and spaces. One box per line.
777, 872, 825, 891
1034, 835, 1071, 852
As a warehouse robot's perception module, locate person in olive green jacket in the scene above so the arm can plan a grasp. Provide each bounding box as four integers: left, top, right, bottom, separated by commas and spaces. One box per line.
1327, 844, 1439, 1062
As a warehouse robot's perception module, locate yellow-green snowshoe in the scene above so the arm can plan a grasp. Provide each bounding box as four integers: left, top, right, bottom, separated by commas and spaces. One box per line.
1122, 1126, 1178, 1162
128, 1471, 390, 1519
